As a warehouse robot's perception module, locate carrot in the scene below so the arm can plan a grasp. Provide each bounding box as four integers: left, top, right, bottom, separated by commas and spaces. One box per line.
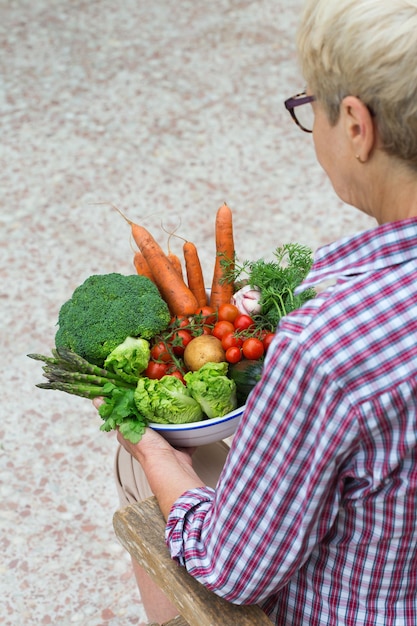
210, 203, 235, 309
167, 252, 184, 279
183, 241, 207, 308
133, 251, 154, 281
113, 206, 198, 316
131, 224, 198, 316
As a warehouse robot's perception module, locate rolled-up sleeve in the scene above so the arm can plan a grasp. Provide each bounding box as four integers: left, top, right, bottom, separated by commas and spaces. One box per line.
166, 487, 215, 566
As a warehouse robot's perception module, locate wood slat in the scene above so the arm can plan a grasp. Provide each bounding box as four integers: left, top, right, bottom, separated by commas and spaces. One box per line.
149, 616, 190, 626
113, 497, 271, 626
162, 617, 190, 626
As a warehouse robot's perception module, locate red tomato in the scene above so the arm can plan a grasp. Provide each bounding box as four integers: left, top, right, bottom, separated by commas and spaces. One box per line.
263, 332, 275, 352
195, 305, 217, 325
212, 320, 235, 340
168, 370, 186, 384
242, 337, 264, 360
170, 316, 190, 329
221, 332, 243, 351
225, 346, 242, 364
144, 361, 169, 379
218, 303, 240, 323
150, 341, 171, 362
234, 314, 255, 332
171, 329, 193, 356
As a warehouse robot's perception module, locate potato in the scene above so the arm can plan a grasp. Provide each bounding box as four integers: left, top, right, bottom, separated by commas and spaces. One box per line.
184, 335, 226, 372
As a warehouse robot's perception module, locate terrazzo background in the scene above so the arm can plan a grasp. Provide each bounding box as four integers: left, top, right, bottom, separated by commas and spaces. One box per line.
1, 1, 375, 625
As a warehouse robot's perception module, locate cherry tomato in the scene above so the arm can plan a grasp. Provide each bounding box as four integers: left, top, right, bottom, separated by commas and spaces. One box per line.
150, 341, 171, 362
195, 305, 217, 325
242, 337, 264, 360
168, 370, 186, 384
263, 332, 275, 352
212, 320, 235, 341
217, 303, 240, 323
221, 332, 243, 351
170, 316, 190, 329
234, 314, 255, 332
171, 329, 193, 356
144, 361, 169, 379
225, 346, 242, 364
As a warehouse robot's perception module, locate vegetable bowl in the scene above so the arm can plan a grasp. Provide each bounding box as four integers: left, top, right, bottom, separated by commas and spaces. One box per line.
149, 403, 245, 446
28, 204, 315, 449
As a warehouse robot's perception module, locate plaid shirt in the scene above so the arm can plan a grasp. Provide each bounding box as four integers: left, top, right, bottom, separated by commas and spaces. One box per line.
166, 218, 417, 625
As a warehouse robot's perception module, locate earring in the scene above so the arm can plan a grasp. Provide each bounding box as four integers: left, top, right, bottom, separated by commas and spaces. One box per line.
355, 154, 365, 164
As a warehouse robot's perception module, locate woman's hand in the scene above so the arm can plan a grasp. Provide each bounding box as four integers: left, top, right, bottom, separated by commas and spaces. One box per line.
92, 397, 202, 517
116, 425, 195, 469
92, 395, 194, 465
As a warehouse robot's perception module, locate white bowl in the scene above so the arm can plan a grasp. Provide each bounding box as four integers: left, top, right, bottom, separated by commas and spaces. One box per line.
149, 404, 245, 447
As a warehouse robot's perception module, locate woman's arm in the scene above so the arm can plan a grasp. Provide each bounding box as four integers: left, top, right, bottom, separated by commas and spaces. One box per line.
115, 427, 205, 519
93, 396, 205, 518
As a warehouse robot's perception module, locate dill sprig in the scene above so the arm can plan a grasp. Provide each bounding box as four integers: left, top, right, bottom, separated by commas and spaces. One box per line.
222, 243, 316, 329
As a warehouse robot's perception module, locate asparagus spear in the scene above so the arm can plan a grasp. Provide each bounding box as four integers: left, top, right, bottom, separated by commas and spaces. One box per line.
28, 349, 136, 398
28, 348, 147, 443
35, 381, 109, 399
28, 348, 134, 379
41, 366, 133, 388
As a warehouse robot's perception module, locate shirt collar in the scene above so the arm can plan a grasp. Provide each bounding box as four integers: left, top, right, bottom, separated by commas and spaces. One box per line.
296, 217, 417, 294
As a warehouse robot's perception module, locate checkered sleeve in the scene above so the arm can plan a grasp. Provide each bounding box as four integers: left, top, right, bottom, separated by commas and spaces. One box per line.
166, 331, 360, 603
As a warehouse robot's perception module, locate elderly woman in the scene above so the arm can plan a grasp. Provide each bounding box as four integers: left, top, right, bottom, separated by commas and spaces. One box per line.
112, 0, 417, 623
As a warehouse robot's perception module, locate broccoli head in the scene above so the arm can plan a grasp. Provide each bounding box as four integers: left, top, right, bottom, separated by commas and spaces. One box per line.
55, 273, 171, 366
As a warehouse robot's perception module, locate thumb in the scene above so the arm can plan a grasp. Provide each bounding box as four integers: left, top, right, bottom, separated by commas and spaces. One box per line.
92, 396, 105, 409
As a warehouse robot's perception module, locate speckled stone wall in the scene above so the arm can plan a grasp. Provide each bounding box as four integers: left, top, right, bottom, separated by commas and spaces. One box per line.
1, 1, 374, 625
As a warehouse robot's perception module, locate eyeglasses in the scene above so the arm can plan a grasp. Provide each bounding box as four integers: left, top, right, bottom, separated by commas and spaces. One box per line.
284, 92, 316, 133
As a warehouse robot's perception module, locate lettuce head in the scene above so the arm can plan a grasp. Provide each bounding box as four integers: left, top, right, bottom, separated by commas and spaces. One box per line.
184, 362, 237, 419
104, 336, 150, 383
134, 375, 203, 424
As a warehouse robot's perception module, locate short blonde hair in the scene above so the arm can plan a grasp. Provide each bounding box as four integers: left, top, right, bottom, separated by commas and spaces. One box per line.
297, 0, 417, 167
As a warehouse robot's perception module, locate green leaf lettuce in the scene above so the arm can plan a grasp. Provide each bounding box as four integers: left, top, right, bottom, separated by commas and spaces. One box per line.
134, 375, 203, 424
104, 336, 150, 383
184, 362, 237, 419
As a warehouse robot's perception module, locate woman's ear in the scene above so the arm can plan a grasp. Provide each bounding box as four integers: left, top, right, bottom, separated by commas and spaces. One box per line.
341, 95, 376, 163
